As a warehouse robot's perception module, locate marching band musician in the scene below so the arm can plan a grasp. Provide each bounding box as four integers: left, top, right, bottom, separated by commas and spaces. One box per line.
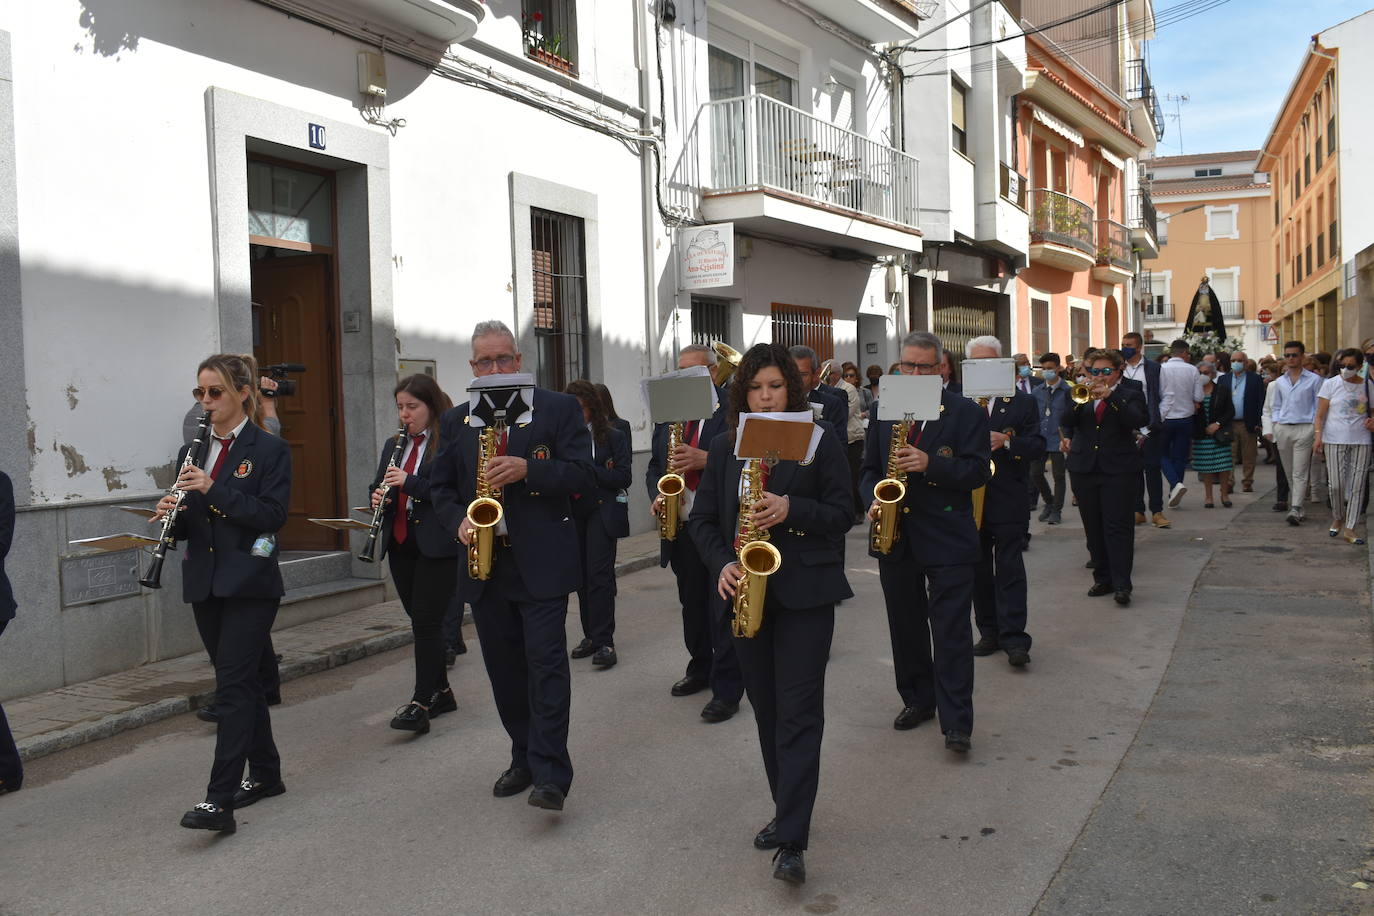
645, 344, 743, 722
860, 332, 990, 752
965, 337, 1045, 668
687, 343, 854, 886
368, 374, 461, 736
157, 354, 291, 834
429, 321, 594, 812
1060, 348, 1150, 606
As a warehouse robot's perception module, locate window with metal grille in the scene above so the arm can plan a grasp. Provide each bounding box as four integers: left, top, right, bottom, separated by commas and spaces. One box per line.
1031, 298, 1050, 360
690, 298, 731, 347
770, 304, 834, 361
530, 208, 588, 390
1306, 245, 1312, 277
1318, 233, 1325, 264
521, 0, 577, 76
1070, 307, 1090, 363
1328, 117, 1336, 153
951, 80, 969, 156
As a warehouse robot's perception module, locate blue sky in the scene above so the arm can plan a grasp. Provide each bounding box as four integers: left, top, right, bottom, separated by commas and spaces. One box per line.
1146, 0, 1372, 156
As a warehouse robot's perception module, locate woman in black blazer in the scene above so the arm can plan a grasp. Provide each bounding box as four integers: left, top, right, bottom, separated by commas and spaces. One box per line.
687, 343, 854, 886
155, 353, 291, 834
594, 382, 633, 444
566, 380, 632, 668
370, 374, 460, 735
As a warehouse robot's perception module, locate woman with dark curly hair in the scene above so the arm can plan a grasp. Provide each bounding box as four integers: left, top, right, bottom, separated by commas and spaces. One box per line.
687, 343, 854, 886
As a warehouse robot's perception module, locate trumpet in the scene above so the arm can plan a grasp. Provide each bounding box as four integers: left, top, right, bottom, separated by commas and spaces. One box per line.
1070, 383, 1093, 404
732, 457, 782, 639
871, 418, 911, 555
358, 425, 407, 563
656, 421, 686, 541
711, 341, 742, 387
466, 421, 505, 581
140, 413, 213, 589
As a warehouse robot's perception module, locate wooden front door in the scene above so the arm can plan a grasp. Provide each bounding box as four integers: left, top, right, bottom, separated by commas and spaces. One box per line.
252, 254, 344, 550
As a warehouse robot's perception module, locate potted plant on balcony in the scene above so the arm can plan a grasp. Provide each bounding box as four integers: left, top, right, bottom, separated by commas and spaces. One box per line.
522, 12, 574, 75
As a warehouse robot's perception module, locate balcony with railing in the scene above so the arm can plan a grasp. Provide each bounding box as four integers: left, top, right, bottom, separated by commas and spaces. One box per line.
1128, 187, 1159, 258
1220, 299, 1245, 319
1126, 59, 1164, 146
669, 93, 923, 256
1092, 219, 1133, 284
1143, 300, 1174, 324
1028, 188, 1096, 272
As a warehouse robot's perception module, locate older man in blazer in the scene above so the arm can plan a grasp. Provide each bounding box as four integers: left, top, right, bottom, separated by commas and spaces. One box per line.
1216, 351, 1265, 493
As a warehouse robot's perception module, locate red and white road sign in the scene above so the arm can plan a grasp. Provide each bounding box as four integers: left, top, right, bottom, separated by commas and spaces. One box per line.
1258, 309, 1273, 324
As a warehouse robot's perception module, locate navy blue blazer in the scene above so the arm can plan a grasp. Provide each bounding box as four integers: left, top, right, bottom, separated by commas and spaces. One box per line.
859, 389, 991, 567
368, 431, 460, 560
687, 426, 854, 610
171, 421, 291, 603
430, 388, 595, 602
810, 384, 848, 433
0, 471, 15, 621
1061, 380, 1150, 475
572, 427, 632, 539
1215, 371, 1264, 432
645, 398, 729, 566
980, 392, 1046, 526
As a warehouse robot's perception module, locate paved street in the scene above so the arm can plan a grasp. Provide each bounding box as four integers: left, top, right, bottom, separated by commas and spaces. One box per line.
3, 465, 1371, 915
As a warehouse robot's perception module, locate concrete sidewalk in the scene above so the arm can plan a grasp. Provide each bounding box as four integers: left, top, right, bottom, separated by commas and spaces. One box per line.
8, 529, 662, 763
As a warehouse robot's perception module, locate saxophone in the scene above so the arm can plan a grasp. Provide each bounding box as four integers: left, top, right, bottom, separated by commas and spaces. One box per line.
466, 422, 505, 580
656, 421, 686, 541
731, 457, 783, 639
871, 418, 912, 555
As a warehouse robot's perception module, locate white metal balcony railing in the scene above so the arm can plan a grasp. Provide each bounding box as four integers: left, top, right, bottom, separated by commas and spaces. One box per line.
669, 93, 920, 230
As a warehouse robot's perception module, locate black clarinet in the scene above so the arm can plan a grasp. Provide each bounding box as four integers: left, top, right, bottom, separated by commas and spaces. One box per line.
140, 413, 213, 589
358, 425, 408, 563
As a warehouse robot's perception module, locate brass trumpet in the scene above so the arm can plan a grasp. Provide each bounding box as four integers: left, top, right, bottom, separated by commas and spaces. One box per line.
1070, 383, 1093, 404
711, 341, 742, 387
656, 421, 686, 541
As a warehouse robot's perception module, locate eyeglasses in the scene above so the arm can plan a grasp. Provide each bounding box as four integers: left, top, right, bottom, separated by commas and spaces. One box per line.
1085, 367, 1114, 377
471, 355, 518, 372
1283, 352, 1303, 359
899, 361, 939, 373
192, 386, 227, 400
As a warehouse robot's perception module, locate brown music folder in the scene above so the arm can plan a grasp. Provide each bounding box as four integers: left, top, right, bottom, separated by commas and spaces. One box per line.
736, 417, 813, 462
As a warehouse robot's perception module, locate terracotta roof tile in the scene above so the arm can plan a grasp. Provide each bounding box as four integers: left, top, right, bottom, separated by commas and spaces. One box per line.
1146, 150, 1261, 168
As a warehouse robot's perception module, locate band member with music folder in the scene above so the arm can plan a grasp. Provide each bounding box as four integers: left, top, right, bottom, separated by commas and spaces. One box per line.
645, 344, 743, 721
367, 374, 461, 736
430, 321, 594, 812
154, 354, 291, 834
964, 338, 1045, 667
687, 343, 854, 886
861, 332, 990, 752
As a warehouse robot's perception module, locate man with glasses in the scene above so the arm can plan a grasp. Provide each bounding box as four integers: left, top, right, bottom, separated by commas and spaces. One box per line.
861, 331, 990, 753
1264, 340, 1323, 526
788, 346, 847, 434
1158, 340, 1205, 509
430, 320, 594, 812
1216, 350, 1264, 493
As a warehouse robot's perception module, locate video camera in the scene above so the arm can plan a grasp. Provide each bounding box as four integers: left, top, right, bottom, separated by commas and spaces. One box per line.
261, 363, 306, 398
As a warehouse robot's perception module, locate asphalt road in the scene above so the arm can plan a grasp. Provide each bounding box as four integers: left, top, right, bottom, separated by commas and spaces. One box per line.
3, 465, 1365, 915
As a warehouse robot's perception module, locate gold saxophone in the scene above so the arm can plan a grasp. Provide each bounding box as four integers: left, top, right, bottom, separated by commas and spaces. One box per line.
466, 422, 505, 580
732, 457, 783, 639
871, 419, 911, 555
656, 421, 686, 541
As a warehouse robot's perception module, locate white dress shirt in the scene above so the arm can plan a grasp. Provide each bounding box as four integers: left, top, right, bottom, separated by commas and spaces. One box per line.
1158, 358, 1205, 420
206, 415, 252, 472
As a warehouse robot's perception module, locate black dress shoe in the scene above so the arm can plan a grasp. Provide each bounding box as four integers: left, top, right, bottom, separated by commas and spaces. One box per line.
1087, 582, 1114, 597
0, 775, 21, 794
570, 638, 595, 659
1272, 501, 1288, 512
972, 636, 999, 656
1006, 648, 1030, 667
944, 732, 972, 753
528, 784, 565, 811
1114, 589, 1132, 606
445, 648, 458, 668
1085, 559, 1096, 569
893, 705, 936, 730
754, 818, 780, 850
493, 766, 533, 798
591, 646, 618, 668
232, 778, 286, 809
700, 699, 739, 723
428, 688, 458, 716
671, 674, 709, 696
195, 706, 219, 724
265, 693, 282, 706
180, 802, 236, 833
389, 702, 430, 734
772, 845, 806, 885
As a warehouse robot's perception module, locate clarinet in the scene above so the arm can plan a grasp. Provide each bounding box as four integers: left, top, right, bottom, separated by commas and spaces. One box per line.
140, 413, 213, 589
358, 425, 408, 563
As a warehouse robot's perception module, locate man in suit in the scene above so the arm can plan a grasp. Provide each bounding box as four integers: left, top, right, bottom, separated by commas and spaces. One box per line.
788, 345, 847, 434
430, 320, 595, 812
1013, 353, 1040, 395
645, 344, 744, 722
0, 470, 20, 794
1031, 353, 1072, 525
965, 338, 1045, 668
1061, 349, 1150, 606
861, 331, 991, 753
1217, 350, 1264, 494
1120, 332, 1169, 529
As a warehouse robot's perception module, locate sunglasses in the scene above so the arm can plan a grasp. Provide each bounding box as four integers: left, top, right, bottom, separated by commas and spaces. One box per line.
1085, 367, 1114, 376
192, 386, 227, 400
1284, 352, 1302, 358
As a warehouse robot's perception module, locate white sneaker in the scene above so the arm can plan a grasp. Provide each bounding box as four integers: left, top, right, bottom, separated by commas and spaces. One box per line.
1168, 483, 1187, 508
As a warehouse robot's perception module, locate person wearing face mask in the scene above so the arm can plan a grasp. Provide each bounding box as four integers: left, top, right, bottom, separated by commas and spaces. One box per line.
1215, 351, 1264, 494
1313, 349, 1374, 544
1120, 332, 1168, 528
1031, 353, 1071, 524
1013, 353, 1039, 395
1191, 363, 1236, 508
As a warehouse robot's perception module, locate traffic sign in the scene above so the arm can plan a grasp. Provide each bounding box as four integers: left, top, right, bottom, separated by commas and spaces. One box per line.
1258, 309, 1273, 324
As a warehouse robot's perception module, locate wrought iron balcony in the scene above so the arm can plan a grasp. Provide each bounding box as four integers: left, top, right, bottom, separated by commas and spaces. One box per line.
1129, 188, 1157, 239
1096, 219, 1132, 270
1029, 189, 1094, 254
1126, 59, 1165, 140
1143, 300, 1173, 323
1220, 299, 1244, 319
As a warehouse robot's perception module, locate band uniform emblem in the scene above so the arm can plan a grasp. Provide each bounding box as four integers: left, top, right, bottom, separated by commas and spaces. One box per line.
938, 404, 946, 413
604, 458, 614, 469
532, 445, 551, 460
936, 446, 953, 458
1001, 396, 1012, 403
233, 459, 254, 479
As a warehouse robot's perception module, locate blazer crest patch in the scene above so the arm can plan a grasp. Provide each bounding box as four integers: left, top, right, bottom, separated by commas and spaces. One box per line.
936, 446, 954, 458
604, 457, 614, 469
233, 459, 254, 479
532, 445, 551, 460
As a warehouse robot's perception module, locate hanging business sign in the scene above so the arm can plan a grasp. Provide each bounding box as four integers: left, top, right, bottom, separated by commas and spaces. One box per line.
677, 223, 734, 290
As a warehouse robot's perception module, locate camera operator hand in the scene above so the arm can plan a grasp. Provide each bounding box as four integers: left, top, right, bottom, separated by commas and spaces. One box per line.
258, 376, 280, 424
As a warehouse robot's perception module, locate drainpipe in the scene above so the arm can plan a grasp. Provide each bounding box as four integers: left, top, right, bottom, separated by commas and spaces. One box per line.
635, 0, 662, 381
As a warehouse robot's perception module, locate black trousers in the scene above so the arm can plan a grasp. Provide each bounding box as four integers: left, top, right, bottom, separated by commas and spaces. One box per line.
1031, 452, 1066, 511
441, 594, 467, 652
193, 597, 281, 808
732, 599, 833, 850
386, 535, 457, 703
1276, 452, 1289, 503
669, 530, 743, 703
1072, 471, 1136, 591
879, 558, 975, 735
471, 545, 574, 794
846, 439, 865, 512
0, 620, 21, 791
574, 512, 618, 648
972, 523, 1031, 651
1136, 433, 1164, 515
